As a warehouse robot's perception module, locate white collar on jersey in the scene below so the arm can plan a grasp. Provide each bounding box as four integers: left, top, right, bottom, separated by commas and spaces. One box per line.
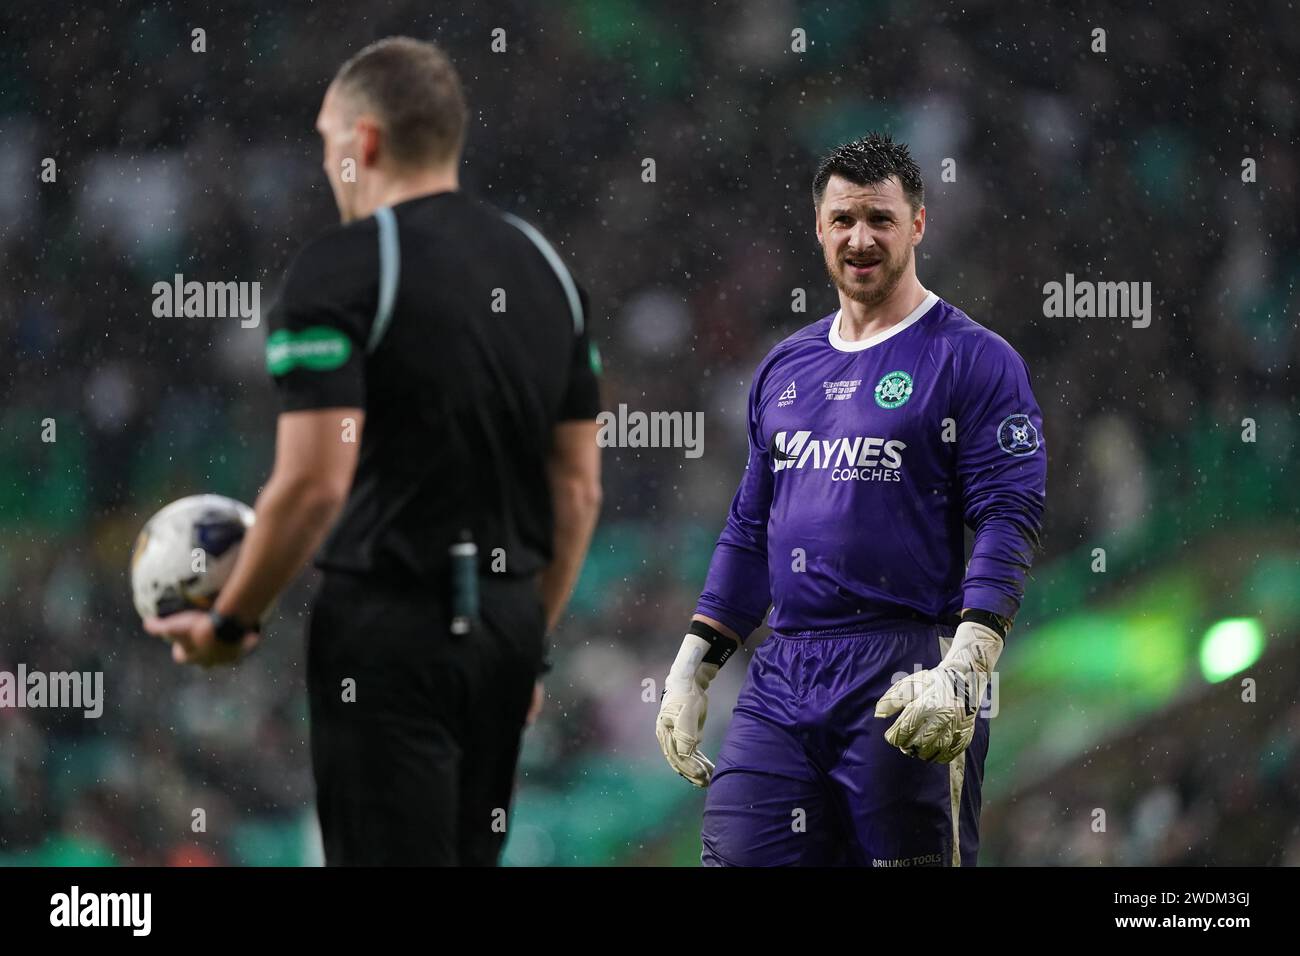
828, 288, 938, 353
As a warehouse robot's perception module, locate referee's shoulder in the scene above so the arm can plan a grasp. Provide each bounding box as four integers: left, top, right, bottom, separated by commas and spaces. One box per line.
483, 201, 579, 265
293, 216, 380, 268
278, 217, 381, 297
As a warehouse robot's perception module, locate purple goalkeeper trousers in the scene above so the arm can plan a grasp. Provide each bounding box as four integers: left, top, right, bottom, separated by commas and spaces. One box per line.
701, 622, 991, 867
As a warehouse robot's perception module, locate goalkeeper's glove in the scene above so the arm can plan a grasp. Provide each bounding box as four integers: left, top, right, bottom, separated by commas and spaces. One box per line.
656, 620, 738, 787
874, 619, 1003, 764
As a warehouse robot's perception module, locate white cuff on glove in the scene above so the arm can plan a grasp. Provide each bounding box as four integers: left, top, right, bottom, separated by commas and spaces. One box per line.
655, 634, 720, 787
874, 620, 1002, 763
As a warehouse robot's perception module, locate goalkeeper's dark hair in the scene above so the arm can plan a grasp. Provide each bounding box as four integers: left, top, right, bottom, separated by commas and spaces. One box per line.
333, 36, 467, 168
812, 132, 925, 213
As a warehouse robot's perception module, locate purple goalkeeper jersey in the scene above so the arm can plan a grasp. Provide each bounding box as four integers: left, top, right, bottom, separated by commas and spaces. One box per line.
695, 290, 1046, 638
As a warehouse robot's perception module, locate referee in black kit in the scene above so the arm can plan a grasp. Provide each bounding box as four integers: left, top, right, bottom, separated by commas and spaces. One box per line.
145, 37, 603, 865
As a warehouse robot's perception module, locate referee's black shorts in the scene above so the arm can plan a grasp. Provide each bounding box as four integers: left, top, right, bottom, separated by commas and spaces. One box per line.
306, 569, 545, 866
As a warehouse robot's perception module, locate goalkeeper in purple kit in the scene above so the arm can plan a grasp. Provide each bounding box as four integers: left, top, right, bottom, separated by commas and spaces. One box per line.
655, 133, 1046, 866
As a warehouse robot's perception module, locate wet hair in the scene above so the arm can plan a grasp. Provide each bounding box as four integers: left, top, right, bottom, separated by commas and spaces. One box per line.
812, 132, 924, 213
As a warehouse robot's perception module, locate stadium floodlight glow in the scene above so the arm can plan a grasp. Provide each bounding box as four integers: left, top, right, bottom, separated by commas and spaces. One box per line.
1199, 617, 1265, 683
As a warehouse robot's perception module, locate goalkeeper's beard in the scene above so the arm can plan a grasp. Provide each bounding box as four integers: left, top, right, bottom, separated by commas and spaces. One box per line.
825, 242, 911, 307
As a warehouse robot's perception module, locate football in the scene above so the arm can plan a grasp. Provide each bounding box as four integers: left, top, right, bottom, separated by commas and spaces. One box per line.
130, 494, 255, 621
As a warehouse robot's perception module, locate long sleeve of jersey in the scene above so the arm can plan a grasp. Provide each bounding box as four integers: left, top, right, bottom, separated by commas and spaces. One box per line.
694, 374, 774, 639
954, 336, 1047, 621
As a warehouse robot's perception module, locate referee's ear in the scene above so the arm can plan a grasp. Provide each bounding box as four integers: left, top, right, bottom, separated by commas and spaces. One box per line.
355, 115, 384, 170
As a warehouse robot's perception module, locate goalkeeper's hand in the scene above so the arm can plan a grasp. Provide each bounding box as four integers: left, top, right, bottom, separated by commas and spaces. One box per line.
874, 620, 1002, 764
656, 631, 725, 787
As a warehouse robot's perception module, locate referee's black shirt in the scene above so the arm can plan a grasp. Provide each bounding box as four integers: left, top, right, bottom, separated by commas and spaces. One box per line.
264, 191, 601, 584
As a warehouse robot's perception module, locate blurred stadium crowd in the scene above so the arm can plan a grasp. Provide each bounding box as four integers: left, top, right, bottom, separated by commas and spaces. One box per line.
0, 1, 1296, 863
986, 653, 1300, 866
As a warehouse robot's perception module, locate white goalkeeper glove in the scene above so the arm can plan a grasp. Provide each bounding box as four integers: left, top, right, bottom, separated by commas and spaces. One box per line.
656, 626, 733, 787
874, 620, 1003, 764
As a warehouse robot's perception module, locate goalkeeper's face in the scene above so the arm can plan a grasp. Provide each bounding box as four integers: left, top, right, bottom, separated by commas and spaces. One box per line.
816, 175, 925, 307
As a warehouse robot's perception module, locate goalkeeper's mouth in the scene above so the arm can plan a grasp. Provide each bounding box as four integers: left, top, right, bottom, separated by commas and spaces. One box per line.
843, 256, 882, 277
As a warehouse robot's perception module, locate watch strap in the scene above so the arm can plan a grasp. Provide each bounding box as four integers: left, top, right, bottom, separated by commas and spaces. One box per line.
210, 610, 258, 645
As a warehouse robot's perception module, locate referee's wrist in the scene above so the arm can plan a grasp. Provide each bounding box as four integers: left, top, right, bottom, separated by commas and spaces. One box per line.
210, 609, 260, 645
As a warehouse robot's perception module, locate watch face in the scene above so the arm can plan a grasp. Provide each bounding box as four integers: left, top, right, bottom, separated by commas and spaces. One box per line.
211, 612, 249, 644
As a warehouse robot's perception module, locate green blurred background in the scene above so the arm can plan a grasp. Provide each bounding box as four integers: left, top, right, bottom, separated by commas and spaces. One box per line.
1, 0, 1297, 865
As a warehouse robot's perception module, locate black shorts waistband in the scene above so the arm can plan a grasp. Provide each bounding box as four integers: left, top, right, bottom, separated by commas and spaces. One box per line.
318, 567, 540, 602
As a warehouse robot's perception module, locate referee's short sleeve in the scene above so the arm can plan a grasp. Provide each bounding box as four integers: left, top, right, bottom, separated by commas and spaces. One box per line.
559, 284, 601, 421
264, 222, 377, 412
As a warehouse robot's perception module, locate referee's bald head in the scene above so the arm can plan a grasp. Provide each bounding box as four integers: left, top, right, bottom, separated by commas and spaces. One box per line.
330, 36, 467, 169
317, 37, 467, 221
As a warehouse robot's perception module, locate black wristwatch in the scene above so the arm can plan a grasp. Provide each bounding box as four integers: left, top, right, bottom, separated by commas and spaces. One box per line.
210, 610, 259, 645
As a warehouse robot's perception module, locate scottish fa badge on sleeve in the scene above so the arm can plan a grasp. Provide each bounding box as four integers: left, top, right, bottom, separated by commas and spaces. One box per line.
997, 414, 1040, 456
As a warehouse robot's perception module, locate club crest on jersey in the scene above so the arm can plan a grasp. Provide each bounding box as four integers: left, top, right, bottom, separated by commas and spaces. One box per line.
873, 370, 913, 409
998, 414, 1040, 456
